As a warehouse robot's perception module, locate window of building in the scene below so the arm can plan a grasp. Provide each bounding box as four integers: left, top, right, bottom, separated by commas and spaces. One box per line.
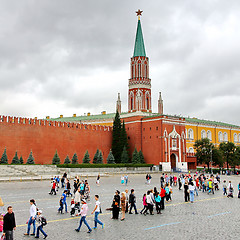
238, 134, 240, 143
207, 130, 212, 141
201, 130, 206, 139
234, 133, 237, 143
218, 132, 223, 142
156, 127, 158, 130
189, 147, 194, 153
172, 139, 177, 150
150, 127, 151, 130
143, 128, 145, 131
150, 136, 151, 139
188, 129, 194, 140
224, 132, 228, 142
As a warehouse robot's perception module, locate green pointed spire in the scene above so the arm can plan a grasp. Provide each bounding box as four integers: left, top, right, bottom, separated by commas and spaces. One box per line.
133, 19, 146, 57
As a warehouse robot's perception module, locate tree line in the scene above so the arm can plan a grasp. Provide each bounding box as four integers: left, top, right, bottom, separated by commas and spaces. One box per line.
194, 138, 240, 171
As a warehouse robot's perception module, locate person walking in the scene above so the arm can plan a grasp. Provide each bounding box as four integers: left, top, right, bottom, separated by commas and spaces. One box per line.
129, 189, 138, 214
62, 190, 68, 213
35, 210, 47, 239
184, 180, 190, 202
75, 199, 92, 233
143, 191, 154, 215
3, 206, 16, 240
223, 180, 227, 196
140, 193, 147, 214
74, 188, 81, 216
96, 175, 100, 186
24, 199, 36, 236
189, 182, 195, 203
120, 192, 126, 221
91, 195, 104, 229
227, 181, 234, 198
160, 187, 166, 210
112, 190, 120, 219
238, 182, 240, 198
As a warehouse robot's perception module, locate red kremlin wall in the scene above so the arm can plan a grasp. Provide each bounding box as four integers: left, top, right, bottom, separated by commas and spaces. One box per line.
0, 116, 112, 164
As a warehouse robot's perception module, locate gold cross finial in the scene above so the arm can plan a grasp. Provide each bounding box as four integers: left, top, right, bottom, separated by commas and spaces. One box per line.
136, 9, 143, 20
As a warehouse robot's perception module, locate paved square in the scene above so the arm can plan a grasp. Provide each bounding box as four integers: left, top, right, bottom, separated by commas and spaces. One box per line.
1, 173, 240, 240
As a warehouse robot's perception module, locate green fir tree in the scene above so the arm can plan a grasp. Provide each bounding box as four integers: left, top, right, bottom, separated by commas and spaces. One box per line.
111, 111, 122, 163
132, 148, 140, 164
52, 150, 61, 165
11, 151, 20, 164
139, 150, 145, 163
97, 151, 103, 164
19, 155, 24, 164
26, 151, 35, 164
64, 155, 71, 164
83, 150, 91, 164
120, 120, 129, 154
0, 148, 8, 164
121, 146, 129, 163
72, 153, 78, 164
107, 150, 115, 164
93, 149, 99, 164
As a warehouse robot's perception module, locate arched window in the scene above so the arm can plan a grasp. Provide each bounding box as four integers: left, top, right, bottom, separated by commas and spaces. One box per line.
207, 130, 212, 141
238, 134, 240, 143
132, 65, 134, 78
218, 132, 223, 142
146, 97, 149, 109
201, 130, 206, 139
138, 63, 141, 77
189, 147, 194, 153
224, 132, 228, 142
188, 129, 194, 140
145, 65, 148, 78
234, 133, 237, 143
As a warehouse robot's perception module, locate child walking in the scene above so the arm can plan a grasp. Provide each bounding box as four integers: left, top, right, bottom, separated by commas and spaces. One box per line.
58, 196, 64, 214
35, 210, 47, 239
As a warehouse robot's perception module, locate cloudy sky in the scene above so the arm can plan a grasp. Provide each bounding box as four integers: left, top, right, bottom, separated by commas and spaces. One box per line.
1, 0, 240, 125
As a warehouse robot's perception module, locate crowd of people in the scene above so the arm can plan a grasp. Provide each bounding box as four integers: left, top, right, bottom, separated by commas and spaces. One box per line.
1, 171, 240, 239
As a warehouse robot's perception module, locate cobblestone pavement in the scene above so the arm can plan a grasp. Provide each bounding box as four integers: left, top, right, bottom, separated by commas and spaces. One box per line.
1, 173, 240, 240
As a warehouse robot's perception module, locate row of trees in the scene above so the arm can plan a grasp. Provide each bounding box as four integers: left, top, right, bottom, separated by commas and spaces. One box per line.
194, 138, 240, 171
0, 147, 145, 165
0, 148, 35, 164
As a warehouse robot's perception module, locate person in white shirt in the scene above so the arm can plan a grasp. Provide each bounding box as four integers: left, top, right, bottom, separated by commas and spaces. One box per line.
143, 191, 154, 215
24, 199, 36, 236
91, 195, 104, 229
189, 182, 195, 203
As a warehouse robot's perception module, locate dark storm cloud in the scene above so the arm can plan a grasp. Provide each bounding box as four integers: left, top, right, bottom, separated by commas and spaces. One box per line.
0, 0, 240, 125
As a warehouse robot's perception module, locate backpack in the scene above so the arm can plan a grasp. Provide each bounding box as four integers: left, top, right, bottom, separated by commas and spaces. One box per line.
41, 217, 47, 226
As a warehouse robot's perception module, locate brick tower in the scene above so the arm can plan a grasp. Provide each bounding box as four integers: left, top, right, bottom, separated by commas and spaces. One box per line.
128, 10, 152, 113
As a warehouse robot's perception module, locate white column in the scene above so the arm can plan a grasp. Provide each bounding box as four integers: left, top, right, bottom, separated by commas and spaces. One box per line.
178, 136, 181, 163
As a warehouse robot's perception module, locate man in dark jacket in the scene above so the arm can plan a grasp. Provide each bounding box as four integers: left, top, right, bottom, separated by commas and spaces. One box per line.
3, 206, 16, 240
129, 189, 138, 214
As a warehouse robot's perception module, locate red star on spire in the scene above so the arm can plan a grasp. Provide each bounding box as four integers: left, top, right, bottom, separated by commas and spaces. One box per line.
136, 9, 143, 17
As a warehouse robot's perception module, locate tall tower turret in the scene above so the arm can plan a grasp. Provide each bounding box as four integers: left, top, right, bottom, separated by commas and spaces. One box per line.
116, 93, 121, 114
128, 10, 152, 113
158, 92, 163, 115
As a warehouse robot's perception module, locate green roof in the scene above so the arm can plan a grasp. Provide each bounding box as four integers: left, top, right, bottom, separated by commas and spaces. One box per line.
185, 117, 240, 129
49, 112, 128, 122
49, 112, 240, 129
133, 19, 146, 57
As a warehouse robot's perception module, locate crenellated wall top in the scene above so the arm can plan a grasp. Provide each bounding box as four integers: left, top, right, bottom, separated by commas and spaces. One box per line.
0, 115, 112, 132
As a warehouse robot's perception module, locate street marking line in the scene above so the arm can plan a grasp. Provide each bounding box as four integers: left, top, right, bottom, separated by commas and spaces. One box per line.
144, 221, 181, 230
207, 211, 231, 218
